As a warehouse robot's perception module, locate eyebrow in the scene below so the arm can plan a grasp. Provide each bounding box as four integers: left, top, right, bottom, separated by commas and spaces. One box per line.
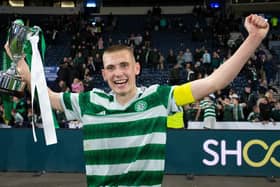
120, 61, 129, 65
105, 61, 130, 67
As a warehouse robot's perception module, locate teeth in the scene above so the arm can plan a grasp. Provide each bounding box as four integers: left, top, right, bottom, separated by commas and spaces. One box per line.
114, 80, 127, 84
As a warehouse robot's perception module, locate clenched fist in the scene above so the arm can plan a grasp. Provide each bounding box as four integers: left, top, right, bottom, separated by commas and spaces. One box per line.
245, 14, 269, 40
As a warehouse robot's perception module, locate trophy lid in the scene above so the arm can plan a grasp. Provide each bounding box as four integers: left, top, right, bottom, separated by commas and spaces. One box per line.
13, 19, 24, 26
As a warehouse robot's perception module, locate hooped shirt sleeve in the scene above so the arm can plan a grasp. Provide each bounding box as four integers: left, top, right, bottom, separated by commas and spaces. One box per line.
60, 92, 82, 121
173, 82, 196, 106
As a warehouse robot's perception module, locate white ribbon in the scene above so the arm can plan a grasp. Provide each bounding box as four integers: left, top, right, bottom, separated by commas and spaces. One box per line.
29, 34, 57, 145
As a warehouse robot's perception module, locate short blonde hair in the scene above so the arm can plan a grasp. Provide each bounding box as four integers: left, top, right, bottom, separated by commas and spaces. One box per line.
103, 45, 136, 64
104, 45, 134, 54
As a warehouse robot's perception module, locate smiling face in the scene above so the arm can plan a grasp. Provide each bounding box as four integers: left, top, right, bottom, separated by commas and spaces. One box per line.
102, 46, 140, 104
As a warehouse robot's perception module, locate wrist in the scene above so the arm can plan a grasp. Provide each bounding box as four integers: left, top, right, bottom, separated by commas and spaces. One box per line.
247, 30, 267, 42
246, 33, 264, 46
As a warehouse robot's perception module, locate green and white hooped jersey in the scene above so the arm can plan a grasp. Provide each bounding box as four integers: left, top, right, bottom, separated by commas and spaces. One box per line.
60, 84, 175, 187
200, 99, 216, 118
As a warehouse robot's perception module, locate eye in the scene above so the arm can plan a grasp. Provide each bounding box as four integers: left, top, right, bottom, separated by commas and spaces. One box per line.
120, 62, 129, 68
106, 65, 115, 71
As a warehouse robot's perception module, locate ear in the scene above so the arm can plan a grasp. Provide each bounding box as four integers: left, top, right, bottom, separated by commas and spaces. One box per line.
135, 62, 141, 75
101, 69, 107, 81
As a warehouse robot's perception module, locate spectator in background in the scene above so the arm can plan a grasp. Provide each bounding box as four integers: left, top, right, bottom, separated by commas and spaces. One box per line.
89, 45, 98, 59
247, 105, 261, 122
67, 57, 79, 87
176, 50, 185, 66
71, 78, 84, 93
184, 102, 201, 122
220, 97, 234, 121
258, 96, 272, 123
259, 90, 276, 123
240, 84, 252, 118
11, 109, 24, 127
127, 34, 135, 46
98, 37, 104, 51
134, 33, 143, 47
193, 48, 203, 62
240, 84, 252, 104
193, 61, 205, 79
246, 56, 257, 75
143, 30, 151, 48
93, 52, 103, 73
257, 54, 267, 82
202, 49, 212, 75
166, 49, 177, 68
107, 36, 113, 47
149, 48, 160, 71
83, 73, 94, 92
185, 62, 195, 82
56, 57, 69, 85
168, 63, 184, 85
211, 51, 221, 70
56, 80, 70, 92
214, 90, 225, 121
85, 56, 96, 76
73, 51, 85, 79
9, 96, 27, 127
197, 94, 217, 129
247, 89, 259, 115
265, 89, 277, 106
230, 94, 246, 121
183, 48, 193, 64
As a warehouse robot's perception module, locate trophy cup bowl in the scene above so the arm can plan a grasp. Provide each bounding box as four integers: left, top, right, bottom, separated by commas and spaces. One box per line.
0, 21, 38, 97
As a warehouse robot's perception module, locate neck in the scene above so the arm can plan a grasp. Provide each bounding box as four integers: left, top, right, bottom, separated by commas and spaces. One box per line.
116, 87, 137, 106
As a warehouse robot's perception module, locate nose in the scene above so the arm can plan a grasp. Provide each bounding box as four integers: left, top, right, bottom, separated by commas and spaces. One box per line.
113, 66, 123, 77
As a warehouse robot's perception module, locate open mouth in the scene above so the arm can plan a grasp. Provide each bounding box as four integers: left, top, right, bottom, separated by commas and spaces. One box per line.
113, 79, 128, 86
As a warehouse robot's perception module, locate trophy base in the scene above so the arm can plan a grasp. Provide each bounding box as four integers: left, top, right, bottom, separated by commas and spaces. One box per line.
0, 73, 25, 97
0, 87, 25, 97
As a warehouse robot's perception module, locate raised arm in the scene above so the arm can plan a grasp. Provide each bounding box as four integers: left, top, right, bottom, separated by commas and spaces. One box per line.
17, 59, 64, 112
174, 14, 269, 106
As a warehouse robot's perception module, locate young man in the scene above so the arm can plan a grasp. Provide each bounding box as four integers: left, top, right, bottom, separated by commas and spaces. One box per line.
16, 14, 268, 186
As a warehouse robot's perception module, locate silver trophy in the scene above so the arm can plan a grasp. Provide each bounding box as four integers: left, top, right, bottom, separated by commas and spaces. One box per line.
0, 20, 39, 97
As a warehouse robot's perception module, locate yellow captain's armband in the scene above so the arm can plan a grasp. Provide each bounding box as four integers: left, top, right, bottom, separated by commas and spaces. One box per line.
173, 83, 196, 106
